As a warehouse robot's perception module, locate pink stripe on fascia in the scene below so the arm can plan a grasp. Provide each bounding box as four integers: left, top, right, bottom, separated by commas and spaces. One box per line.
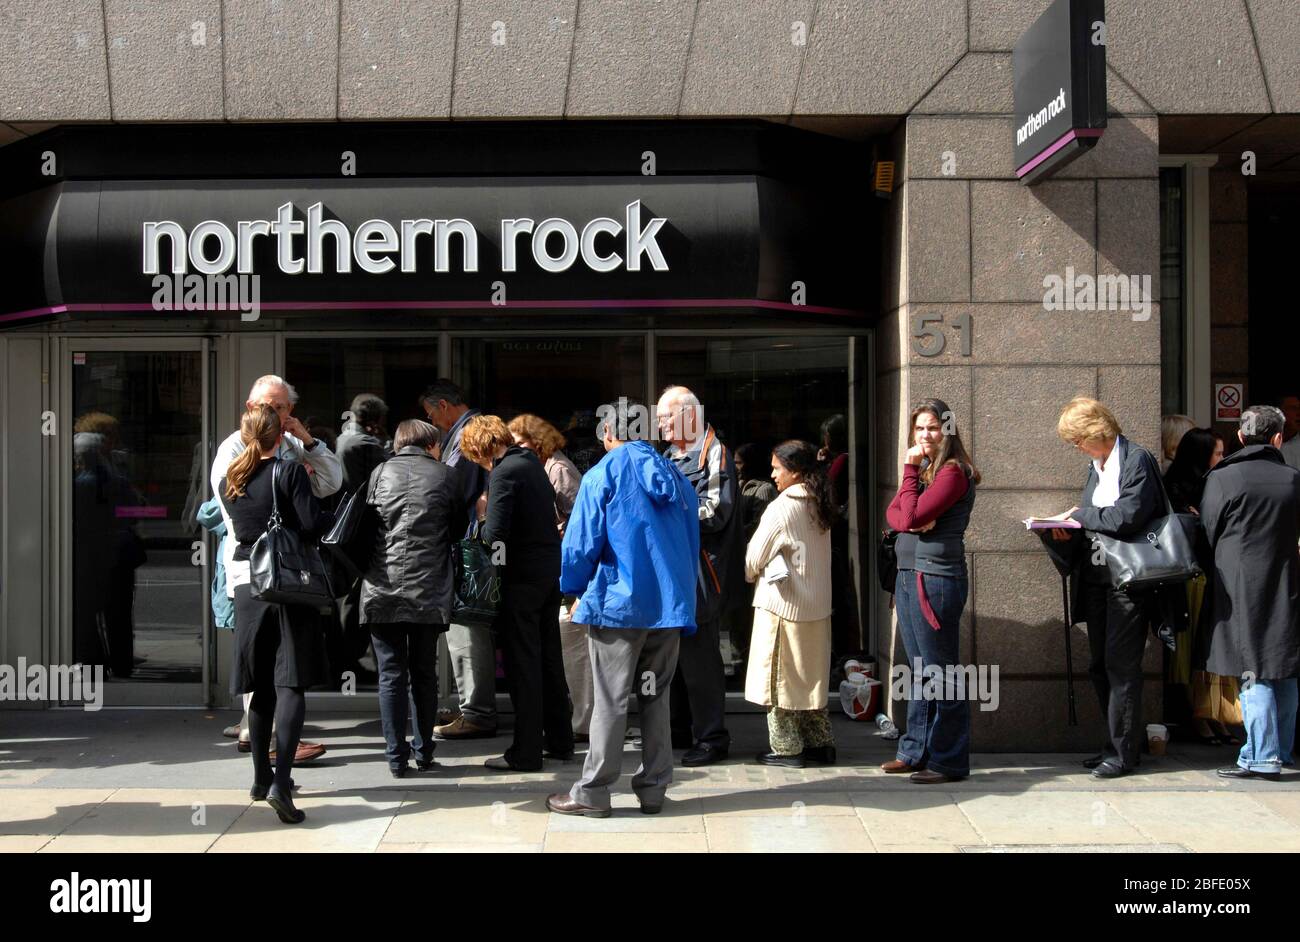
1016, 127, 1105, 178
1, 298, 867, 321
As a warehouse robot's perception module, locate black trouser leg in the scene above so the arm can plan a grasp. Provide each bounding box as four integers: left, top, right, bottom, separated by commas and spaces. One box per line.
499, 582, 546, 769
1104, 589, 1148, 768
273, 685, 305, 790
1082, 579, 1116, 757
409, 625, 440, 764
674, 616, 730, 750
247, 613, 280, 786
370, 623, 412, 769
537, 584, 574, 756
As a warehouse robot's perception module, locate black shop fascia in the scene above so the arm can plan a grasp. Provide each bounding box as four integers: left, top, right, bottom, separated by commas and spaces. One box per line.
0, 122, 876, 333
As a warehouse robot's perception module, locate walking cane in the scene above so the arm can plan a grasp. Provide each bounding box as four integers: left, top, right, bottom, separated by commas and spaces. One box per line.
1060, 572, 1078, 726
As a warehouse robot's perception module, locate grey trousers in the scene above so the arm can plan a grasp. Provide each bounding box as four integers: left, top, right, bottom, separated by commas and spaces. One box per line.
446, 621, 498, 724
559, 599, 594, 735
571, 627, 681, 811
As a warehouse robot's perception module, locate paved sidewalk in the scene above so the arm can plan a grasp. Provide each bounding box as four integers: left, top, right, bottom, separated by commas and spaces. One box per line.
2, 709, 1297, 853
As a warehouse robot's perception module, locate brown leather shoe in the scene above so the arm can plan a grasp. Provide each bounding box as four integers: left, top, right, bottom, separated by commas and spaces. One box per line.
881, 759, 922, 773
436, 708, 461, 726
910, 768, 965, 784
546, 793, 610, 818
269, 742, 327, 764
433, 715, 498, 740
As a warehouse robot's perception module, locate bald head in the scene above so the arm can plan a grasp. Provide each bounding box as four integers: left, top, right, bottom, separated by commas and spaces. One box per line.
656, 385, 704, 449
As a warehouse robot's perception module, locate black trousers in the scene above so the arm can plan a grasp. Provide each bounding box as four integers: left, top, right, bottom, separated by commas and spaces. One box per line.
1080, 578, 1149, 768
497, 581, 573, 769
369, 622, 441, 770
670, 616, 731, 750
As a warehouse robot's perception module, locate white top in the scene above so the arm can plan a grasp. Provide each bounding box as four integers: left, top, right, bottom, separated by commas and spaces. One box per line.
743, 483, 832, 622
1281, 435, 1300, 473
210, 429, 343, 594
1091, 438, 1122, 509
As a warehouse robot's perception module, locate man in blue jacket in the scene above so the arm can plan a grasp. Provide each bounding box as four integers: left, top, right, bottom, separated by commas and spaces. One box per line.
547, 398, 700, 818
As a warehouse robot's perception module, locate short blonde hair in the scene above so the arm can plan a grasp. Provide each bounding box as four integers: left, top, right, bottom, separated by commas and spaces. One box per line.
507, 413, 565, 462
460, 414, 514, 465
1161, 414, 1195, 460
1057, 397, 1122, 446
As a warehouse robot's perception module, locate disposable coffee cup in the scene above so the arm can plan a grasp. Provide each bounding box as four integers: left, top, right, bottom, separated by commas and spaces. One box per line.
1146, 723, 1167, 756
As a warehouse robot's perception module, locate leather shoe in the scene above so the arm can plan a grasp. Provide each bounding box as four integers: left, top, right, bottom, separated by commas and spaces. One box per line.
1218, 766, 1281, 781
1081, 753, 1107, 770
250, 778, 294, 801
546, 793, 611, 818
1091, 760, 1131, 779
434, 715, 498, 740
415, 757, 438, 772
802, 745, 837, 765
223, 722, 243, 739
485, 755, 542, 772
391, 763, 411, 778
756, 750, 805, 768
880, 758, 922, 773
265, 783, 305, 825
640, 802, 663, 815
910, 768, 966, 784
682, 743, 728, 767
269, 741, 326, 765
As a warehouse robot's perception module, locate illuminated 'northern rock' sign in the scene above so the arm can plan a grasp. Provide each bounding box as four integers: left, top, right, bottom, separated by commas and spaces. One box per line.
142, 200, 669, 276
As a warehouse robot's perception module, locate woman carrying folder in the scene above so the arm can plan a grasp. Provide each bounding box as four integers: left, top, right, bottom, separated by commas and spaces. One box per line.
884, 399, 980, 784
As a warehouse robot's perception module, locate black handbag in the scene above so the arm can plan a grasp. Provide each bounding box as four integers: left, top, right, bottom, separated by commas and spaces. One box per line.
451, 520, 502, 628
877, 528, 899, 593
1091, 475, 1202, 592
320, 484, 376, 581
249, 460, 334, 607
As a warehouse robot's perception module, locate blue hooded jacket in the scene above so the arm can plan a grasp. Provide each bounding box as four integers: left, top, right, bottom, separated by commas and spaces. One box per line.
561, 440, 700, 633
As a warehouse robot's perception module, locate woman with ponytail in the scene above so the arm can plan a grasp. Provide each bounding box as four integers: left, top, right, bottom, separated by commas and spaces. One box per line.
219, 404, 327, 824
884, 399, 980, 784
743, 439, 837, 768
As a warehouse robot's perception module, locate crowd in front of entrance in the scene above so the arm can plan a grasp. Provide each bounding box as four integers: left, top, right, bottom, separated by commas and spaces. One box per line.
201, 374, 1300, 825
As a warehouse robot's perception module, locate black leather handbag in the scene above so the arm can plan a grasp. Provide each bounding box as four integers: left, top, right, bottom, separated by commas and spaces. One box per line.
249, 460, 334, 607
1091, 477, 1202, 592
320, 484, 376, 580
877, 528, 899, 593
451, 520, 502, 628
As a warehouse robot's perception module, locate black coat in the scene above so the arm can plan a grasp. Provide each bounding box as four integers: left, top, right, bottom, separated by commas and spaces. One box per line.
482, 446, 561, 585
361, 446, 467, 625
1201, 445, 1300, 679
1065, 436, 1165, 624
337, 423, 391, 496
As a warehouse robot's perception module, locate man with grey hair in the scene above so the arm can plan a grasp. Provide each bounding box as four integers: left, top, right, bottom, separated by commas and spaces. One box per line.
1202, 405, 1300, 782
211, 374, 342, 762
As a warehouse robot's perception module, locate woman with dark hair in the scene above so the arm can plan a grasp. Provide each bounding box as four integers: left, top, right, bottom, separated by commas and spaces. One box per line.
743, 440, 837, 767
884, 399, 980, 784
218, 404, 327, 824
1164, 427, 1238, 746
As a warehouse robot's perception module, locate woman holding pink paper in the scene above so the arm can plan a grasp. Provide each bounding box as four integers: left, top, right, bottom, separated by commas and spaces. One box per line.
884, 399, 980, 784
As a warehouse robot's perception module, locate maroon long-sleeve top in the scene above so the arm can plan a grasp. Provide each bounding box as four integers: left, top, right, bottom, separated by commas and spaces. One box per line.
886, 463, 969, 532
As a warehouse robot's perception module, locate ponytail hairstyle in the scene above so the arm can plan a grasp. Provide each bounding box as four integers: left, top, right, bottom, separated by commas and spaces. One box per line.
771, 439, 836, 532
908, 398, 981, 486
225, 404, 281, 500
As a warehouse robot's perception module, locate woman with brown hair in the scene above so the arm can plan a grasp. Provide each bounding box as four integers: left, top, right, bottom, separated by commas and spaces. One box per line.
884, 399, 980, 784
218, 404, 327, 824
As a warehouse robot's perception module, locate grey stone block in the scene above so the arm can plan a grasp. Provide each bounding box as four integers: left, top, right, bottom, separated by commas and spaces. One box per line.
973, 552, 1092, 674
877, 368, 904, 486
1209, 222, 1248, 326
1098, 179, 1159, 287
1097, 365, 1162, 456
907, 363, 974, 452
567, 0, 694, 117
105, 1, 223, 121
913, 53, 1014, 115
969, 0, 1054, 52
908, 180, 970, 303
1106, 65, 1156, 116
224, 0, 339, 120
339, 0, 456, 119
970, 678, 1161, 752
1246, 0, 1300, 112
876, 306, 904, 374
0, 0, 110, 120
907, 116, 1016, 180
1209, 169, 1248, 223
452, 1, 576, 118
1056, 117, 1159, 179
900, 303, 1161, 367
679, 0, 812, 116
1107, 0, 1270, 114
966, 489, 1082, 553
971, 365, 1097, 489
794, 0, 966, 115
971, 180, 1096, 303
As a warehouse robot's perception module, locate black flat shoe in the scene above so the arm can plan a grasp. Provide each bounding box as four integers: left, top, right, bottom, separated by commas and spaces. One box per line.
391, 764, 412, 778
1218, 766, 1281, 781
802, 745, 837, 765
1082, 753, 1107, 770
265, 783, 305, 824
682, 744, 729, 767
1091, 760, 1131, 779
250, 778, 294, 801
415, 758, 438, 772
756, 751, 805, 768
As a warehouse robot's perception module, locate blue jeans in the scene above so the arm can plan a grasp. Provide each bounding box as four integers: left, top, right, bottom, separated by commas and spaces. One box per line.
1238, 677, 1298, 774
370, 622, 442, 770
894, 569, 970, 777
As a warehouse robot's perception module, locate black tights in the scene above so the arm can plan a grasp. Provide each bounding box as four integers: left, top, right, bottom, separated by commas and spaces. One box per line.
247, 616, 306, 790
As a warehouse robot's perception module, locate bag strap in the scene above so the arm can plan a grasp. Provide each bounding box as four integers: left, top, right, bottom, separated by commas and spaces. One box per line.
267, 458, 283, 530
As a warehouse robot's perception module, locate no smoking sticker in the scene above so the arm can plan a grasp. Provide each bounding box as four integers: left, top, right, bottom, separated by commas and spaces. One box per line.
1215, 383, 1242, 421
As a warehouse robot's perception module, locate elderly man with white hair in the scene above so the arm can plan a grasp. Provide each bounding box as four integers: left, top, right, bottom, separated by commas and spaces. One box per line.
211, 374, 342, 764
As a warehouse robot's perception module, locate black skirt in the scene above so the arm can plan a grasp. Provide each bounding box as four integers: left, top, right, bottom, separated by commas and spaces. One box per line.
231, 583, 330, 694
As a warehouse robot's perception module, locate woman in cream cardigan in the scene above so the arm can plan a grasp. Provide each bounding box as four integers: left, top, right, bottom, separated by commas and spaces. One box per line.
744, 439, 837, 768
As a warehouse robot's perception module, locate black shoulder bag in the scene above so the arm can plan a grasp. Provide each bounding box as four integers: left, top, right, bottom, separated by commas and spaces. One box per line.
249, 460, 334, 607
1091, 469, 1202, 593
451, 520, 502, 628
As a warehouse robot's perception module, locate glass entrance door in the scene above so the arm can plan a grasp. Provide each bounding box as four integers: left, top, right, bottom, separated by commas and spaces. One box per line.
67, 342, 210, 704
